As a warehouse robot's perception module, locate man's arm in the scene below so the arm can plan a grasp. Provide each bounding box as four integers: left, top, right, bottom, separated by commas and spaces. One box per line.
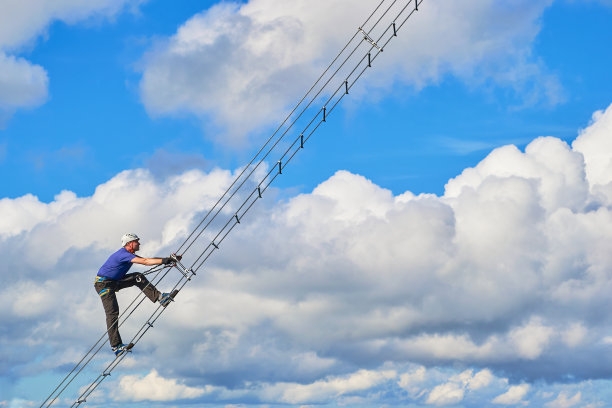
131, 257, 165, 266
131, 254, 182, 266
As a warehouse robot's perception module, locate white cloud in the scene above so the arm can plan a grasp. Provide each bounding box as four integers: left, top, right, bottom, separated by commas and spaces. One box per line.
258, 369, 397, 404
509, 317, 555, 360
0, 190, 81, 239
573, 104, 612, 194
290, 369, 395, 404
4, 103, 612, 405
445, 136, 588, 212
426, 381, 465, 406
398, 365, 427, 397
545, 391, 582, 408
115, 369, 206, 401
562, 323, 587, 348
468, 369, 494, 391
0, 167, 233, 267
424, 369, 494, 406
139, 0, 559, 144
0, 0, 144, 51
493, 384, 530, 405
0, 52, 48, 112
7, 280, 59, 318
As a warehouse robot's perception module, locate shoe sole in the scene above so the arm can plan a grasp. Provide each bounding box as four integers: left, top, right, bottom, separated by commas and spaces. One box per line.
114, 343, 134, 357
161, 289, 180, 307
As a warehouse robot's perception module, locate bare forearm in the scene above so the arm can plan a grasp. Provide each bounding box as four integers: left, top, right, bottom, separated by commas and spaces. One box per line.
133, 257, 164, 266
132, 254, 181, 266
145, 257, 164, 266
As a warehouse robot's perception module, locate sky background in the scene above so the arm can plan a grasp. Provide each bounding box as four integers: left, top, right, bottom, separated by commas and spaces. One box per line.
2, 0, 612, 407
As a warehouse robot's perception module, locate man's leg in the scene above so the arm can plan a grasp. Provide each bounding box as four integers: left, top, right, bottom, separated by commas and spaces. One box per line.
117, 273, 161, 303
94, 282, 122, 347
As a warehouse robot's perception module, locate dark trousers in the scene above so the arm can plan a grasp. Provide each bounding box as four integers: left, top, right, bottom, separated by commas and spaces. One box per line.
94, 273, 161, 347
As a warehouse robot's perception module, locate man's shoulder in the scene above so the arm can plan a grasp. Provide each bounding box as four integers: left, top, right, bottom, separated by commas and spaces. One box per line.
111, 247, 137, 262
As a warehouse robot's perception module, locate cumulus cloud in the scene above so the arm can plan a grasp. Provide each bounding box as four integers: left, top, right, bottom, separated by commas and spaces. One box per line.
508, 317, 555, 359
398, 365, 427, 398
573, 104, 612, 196
265, 369, 397, 404
467, 369, 494, 391
115, 369, 206, 401
139, 0, 560, 144
0, 52, 48, 114
0, 0, 144, 118
545, 391, 582, 408
424, 369, 492, 406
4, 103, 612, 406
0, 0, 144, 51
426, 381, 464, 406
492, 384, 530, 405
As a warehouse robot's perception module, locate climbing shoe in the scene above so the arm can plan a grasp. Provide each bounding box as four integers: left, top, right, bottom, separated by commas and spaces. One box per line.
112, 343, 131, 357
159, 289, 179, 307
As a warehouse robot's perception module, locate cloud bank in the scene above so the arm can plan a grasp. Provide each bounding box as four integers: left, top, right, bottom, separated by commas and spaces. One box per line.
3, 103, 612, 406
139, 0, 560, 144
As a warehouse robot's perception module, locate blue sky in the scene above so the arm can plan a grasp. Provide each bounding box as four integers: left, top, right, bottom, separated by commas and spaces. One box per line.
2, 0, 612, 407
2, 0, 610, 202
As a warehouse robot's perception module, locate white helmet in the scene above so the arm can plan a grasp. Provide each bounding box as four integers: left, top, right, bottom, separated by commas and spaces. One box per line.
121, 233, 140, 247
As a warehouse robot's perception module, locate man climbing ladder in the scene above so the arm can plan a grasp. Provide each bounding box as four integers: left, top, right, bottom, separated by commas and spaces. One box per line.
94, 233, 181, 356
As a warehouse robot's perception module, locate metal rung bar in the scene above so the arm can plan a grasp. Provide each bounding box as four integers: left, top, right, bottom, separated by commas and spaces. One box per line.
368, 53, 372, 67
278, 160, 282, 174
345, 80, 349, 94
323, 106, 326, 122
393, 22, 397, 36
174, 258, 195, 280
171, 256, 193, 279
300, 134, 304, 148
358, 27, 382, 51
415, 0, 418, 10
179, 267, 193, 279
235, 213, 240, 224
257, 186, 263, 198
212, 242, 219, 249
147, 322, 154, 328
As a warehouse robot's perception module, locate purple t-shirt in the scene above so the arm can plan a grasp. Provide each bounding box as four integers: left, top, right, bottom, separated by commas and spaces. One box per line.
97, 248, 137, 280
